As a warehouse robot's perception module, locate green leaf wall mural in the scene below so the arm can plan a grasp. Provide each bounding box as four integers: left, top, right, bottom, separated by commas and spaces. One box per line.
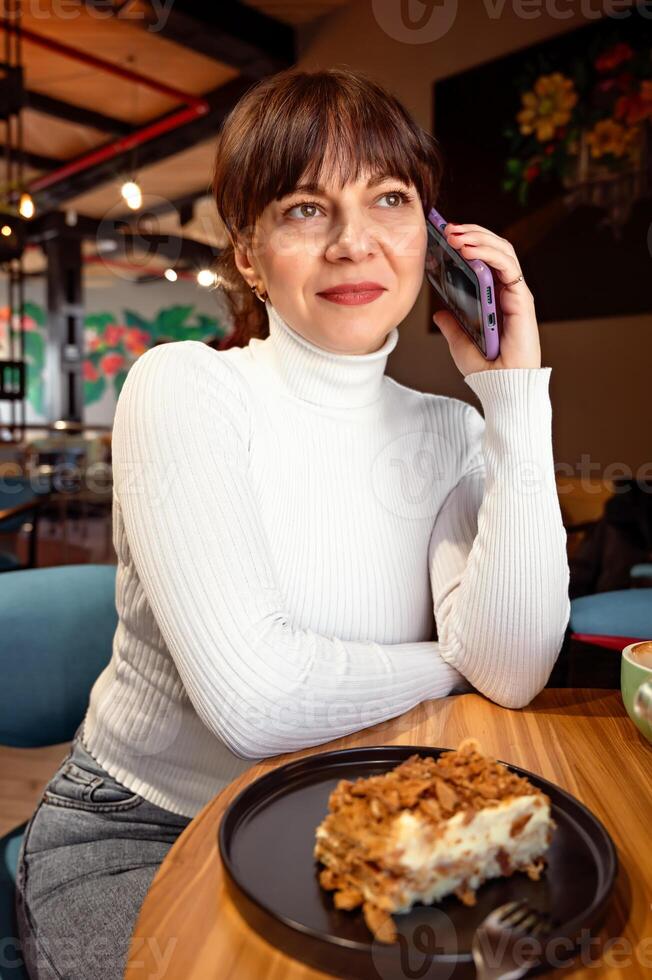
0, 303, 228, 413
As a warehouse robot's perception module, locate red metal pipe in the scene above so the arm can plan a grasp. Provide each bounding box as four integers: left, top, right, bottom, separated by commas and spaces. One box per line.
29, 104, 208, 192
1, 21, 207, 108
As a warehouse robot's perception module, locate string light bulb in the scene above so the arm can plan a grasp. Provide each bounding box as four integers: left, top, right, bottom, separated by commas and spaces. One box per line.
19, 192, 35, 219
121, 179, 142, 210
197, 269, 217, 287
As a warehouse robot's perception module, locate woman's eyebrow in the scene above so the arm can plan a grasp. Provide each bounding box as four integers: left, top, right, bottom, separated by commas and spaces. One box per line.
285, 174, 408, 197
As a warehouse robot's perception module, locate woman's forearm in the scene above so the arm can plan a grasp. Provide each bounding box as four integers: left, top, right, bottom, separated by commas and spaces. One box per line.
429, 368, 571, 709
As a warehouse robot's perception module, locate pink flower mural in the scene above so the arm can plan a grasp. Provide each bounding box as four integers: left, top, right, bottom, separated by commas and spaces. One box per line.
1, 302, 230, 414
82, 305, 228, 406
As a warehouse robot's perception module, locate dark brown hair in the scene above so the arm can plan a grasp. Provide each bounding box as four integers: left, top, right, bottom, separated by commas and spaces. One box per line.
211, 66, 444, 347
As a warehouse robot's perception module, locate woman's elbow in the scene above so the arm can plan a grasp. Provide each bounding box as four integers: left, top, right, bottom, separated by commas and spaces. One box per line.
486, 634, 565, 710
212, 720, 279, 760
189, 689, 280, 761
488, 687, 540, 711
208, 690, 307, 761
224, 738, 268, 761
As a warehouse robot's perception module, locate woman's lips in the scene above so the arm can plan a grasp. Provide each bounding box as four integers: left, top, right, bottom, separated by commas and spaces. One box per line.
317, 288, 385, 306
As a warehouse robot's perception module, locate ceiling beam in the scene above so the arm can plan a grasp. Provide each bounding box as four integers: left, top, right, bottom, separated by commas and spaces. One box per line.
31, 74, 259, 212
27, 208, 219, 266
0, 147, 60, 171
25, 90, 132, 136
90, 0, 296, 75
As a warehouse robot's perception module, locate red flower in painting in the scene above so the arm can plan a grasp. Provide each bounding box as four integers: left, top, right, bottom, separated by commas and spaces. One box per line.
524, 163, 540, 182
83, 361, 99, 382
595, 42, 633, 73
124, 327, 151, 356
0, 308, 37, 334
615, 81, 652, 127
101, 353, 125, 377
103, 324, 127, 347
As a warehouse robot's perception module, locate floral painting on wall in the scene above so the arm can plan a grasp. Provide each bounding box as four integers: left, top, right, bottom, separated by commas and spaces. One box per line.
431, 8, 652, 325
83, 305, 227, 406
0, 303, 227, 421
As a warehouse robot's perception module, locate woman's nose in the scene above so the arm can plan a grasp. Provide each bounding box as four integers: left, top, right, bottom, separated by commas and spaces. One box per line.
324, 216, 382, 262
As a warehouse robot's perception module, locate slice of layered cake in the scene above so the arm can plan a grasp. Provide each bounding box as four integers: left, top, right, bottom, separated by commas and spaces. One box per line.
314, 739, 555, 944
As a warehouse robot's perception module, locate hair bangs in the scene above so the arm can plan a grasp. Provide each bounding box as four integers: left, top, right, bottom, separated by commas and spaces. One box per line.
213, 67, 442, 243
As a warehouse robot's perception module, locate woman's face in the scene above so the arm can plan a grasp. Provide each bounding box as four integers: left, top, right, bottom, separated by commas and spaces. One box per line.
233, 165, 427, 355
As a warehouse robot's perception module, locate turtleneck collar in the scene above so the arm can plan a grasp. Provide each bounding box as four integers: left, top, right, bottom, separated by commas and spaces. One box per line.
248, 298, 399, 409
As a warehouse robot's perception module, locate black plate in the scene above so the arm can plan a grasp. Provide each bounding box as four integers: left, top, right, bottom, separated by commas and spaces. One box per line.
218, 746, 618, 980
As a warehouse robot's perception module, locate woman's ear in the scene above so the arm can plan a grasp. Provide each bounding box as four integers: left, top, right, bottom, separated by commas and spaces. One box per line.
232, 231, 257, 289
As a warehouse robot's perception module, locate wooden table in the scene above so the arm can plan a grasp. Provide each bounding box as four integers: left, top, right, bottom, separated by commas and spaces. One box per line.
125, 690, 652, 979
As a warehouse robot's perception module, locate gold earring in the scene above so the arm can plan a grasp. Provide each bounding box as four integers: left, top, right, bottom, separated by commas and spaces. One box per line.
251, 283, 268, 303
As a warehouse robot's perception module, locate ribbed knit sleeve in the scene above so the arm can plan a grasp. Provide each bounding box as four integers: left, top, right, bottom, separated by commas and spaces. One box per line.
428, 368, 571, 709
111, 341, 464, 760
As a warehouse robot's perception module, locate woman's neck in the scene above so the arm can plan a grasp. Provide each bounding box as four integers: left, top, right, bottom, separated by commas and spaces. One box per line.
247, 298, 399, 409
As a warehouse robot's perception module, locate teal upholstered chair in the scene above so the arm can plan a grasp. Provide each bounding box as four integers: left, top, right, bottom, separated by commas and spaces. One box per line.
0, 564, 118, 979
570, 588, 652, 650
0, 478, 47, 573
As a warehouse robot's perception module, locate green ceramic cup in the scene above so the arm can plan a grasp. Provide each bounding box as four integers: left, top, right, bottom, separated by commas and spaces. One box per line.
621, 641, 652, 744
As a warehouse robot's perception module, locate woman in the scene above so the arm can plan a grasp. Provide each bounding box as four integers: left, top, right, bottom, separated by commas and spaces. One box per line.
15, 66, 570, 979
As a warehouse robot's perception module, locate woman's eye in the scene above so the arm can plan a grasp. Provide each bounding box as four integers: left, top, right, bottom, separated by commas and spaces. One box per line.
378, 190, 412, 208
284, 201, 321, 220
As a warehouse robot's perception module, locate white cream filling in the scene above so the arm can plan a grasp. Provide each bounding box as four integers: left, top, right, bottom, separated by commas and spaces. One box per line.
389, 794, 551, 911
315, 794, 552, 914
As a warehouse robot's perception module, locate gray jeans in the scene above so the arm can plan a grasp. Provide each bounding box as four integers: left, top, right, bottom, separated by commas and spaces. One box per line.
14, 723, 192, 980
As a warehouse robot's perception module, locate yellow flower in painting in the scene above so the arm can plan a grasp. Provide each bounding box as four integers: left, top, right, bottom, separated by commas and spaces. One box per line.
585, 118, 637, 159
517, 72, 578, 142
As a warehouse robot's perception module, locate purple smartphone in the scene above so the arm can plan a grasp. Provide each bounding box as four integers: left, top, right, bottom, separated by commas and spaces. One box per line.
425, 207, 500, 360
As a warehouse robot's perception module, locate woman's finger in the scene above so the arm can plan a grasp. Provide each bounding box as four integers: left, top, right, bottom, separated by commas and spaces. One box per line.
447, 229, 513, 259
451, 240, 527, 290
446, 222, 506, 246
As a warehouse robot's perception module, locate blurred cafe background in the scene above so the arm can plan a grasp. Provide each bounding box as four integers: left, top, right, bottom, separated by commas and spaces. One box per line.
0, 0, 651, 842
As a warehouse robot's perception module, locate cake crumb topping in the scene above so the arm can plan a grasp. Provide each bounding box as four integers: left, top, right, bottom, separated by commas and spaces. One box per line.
326, 742, 547, 831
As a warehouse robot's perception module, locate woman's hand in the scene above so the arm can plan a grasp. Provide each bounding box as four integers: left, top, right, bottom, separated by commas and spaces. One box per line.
432, 222, 542, 375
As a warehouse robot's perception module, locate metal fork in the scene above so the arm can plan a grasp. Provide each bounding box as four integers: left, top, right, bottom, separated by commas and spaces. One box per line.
472, 899, 551, 980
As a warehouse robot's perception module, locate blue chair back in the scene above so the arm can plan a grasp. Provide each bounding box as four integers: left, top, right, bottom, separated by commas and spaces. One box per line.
0, 563, 118, 979
0, 564, 118, 747
570, 588, 652, 642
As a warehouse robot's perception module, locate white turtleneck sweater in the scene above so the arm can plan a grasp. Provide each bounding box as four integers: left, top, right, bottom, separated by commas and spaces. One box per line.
82, 299, 570, 818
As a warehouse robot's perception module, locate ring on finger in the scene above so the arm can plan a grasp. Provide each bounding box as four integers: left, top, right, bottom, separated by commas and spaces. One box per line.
504, 274, 524, 288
